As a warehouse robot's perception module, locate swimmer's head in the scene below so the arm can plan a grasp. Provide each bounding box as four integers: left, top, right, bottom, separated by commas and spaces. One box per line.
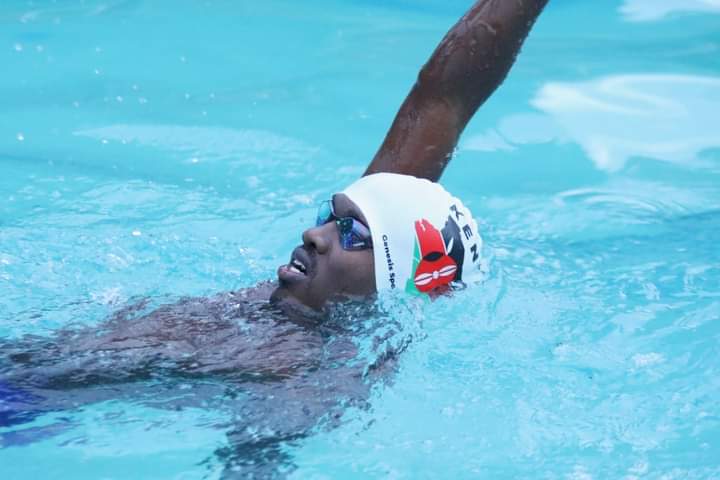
271, 173, 482, 310
271, 192, 376, 310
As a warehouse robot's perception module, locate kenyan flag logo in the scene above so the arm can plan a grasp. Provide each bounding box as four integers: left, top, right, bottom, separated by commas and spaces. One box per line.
405, 215, 466, 295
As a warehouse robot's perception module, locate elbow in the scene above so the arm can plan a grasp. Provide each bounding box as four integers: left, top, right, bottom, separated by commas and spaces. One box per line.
415, 60, 442, 99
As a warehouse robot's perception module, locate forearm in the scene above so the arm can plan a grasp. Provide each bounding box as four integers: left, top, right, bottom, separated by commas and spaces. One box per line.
365, 0, 548, 181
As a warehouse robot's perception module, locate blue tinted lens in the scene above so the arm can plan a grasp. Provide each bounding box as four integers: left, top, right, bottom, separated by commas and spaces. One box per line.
316, 200, 333, 226
340, 232, 354, 250
337, 217, 353, 235
337, 218, 372, 250
316, 201, 372, 250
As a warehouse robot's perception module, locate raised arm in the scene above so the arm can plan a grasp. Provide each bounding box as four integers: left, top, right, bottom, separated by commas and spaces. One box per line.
364, 0, 548, 181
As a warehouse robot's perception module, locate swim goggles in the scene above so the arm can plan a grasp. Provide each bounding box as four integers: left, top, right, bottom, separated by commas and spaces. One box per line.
315, 200, 373, 251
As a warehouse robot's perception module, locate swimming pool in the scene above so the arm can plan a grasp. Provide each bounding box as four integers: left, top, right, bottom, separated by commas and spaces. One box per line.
2, 0, 720, 478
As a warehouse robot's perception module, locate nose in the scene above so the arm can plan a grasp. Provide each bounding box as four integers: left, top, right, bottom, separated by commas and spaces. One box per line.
302, 223, 333, 254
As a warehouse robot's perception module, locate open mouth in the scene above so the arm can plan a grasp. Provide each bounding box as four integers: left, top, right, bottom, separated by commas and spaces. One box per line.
277, 246, 313, 283
288, 257, 307, 275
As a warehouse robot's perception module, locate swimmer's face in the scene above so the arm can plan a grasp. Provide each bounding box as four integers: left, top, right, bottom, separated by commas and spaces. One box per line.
271, 194, 375, 310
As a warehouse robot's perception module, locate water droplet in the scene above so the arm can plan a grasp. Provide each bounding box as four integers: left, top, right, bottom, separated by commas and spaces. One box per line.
101, 139, 108, 144
13, 43, 23, 52
116, 96, 123, 103
190, 157, 199, 164
138, 97, 148, 104
132, 230, 142, 237
16, 133, 25, 141
35, 45, 44, 53
180, 55, 187, 63
94, 68, 101, 75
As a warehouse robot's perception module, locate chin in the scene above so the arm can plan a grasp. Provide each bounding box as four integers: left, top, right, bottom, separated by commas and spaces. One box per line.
270, 284, 326, 313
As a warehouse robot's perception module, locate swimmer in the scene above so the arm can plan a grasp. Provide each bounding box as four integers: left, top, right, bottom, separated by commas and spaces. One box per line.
1, 0, 548, 475
271, 0, 549, 310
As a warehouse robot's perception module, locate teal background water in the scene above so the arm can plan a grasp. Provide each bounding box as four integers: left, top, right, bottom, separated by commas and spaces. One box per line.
2, 0, 720, 478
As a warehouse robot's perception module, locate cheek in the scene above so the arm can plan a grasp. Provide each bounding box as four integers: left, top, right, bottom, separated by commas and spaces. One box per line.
310, 250, 375, 298
335, 252, 375, 294
360, 253, 376, 290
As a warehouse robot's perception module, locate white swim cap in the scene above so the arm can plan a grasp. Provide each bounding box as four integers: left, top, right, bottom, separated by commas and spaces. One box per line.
342, 173, 482, 295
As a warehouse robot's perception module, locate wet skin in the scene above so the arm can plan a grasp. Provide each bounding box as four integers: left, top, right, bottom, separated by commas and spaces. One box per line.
270, 194, 376, 311
0, 292, 399, 477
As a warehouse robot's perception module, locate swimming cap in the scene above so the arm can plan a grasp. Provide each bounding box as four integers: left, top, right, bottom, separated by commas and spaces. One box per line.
342, 173, 482, 294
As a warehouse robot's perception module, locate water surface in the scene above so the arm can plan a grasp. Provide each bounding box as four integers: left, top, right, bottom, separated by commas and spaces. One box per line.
1, 0, 720, 478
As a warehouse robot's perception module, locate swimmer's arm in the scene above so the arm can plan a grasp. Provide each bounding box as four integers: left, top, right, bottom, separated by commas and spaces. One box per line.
364, 0, 548, 182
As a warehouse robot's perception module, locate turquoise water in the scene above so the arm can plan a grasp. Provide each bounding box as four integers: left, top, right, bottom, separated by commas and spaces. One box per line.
2, 0, 720, 478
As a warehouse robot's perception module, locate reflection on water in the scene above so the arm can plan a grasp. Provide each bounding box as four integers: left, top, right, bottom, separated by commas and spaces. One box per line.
463, 74, 720, 172
620, 0, 720, 22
